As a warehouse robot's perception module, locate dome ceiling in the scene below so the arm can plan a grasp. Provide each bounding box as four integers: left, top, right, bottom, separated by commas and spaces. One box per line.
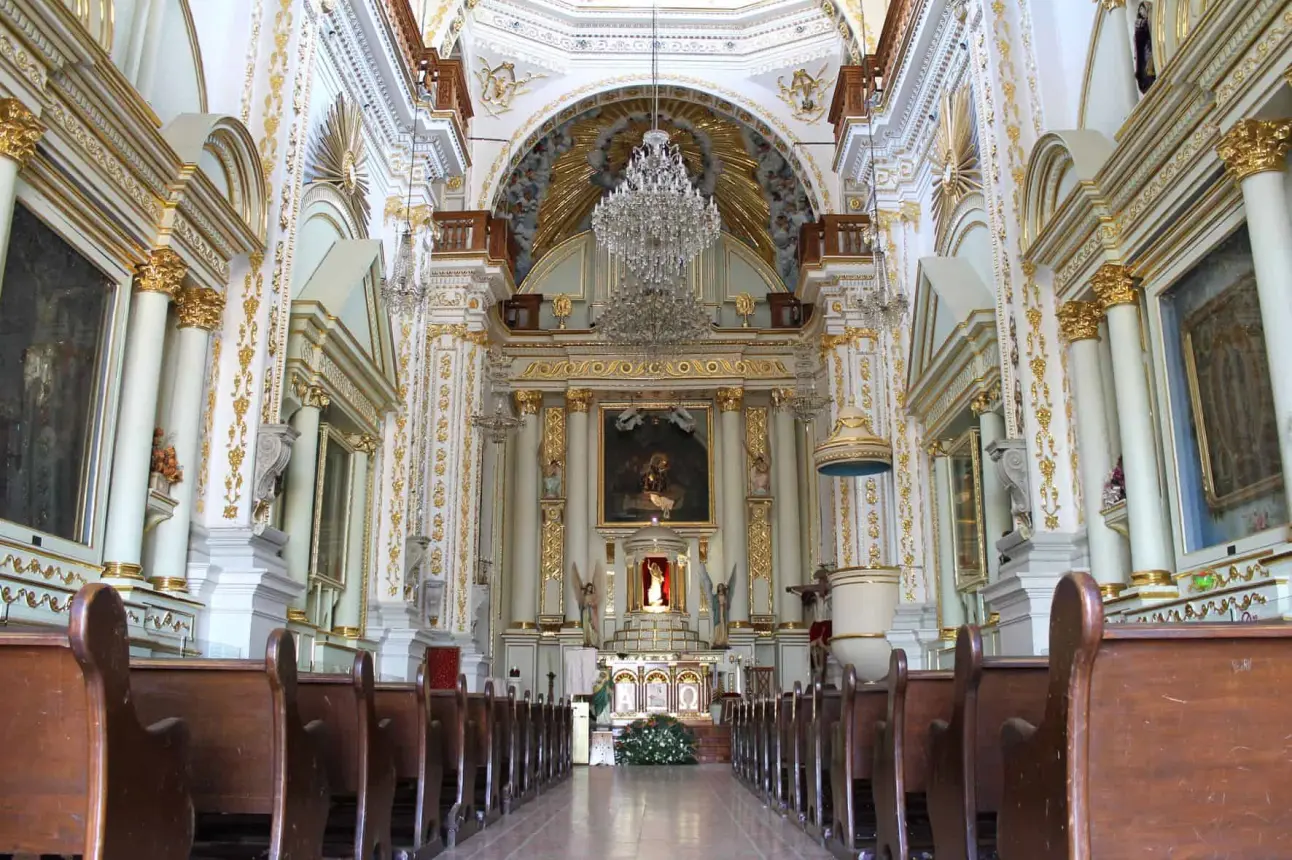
494, 97, 816, 287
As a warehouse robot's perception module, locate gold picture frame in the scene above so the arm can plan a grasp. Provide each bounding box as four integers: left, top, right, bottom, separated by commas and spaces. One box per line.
597, 402, 716, 527
945, 427, 987, 592
1182, 273, 1282, 511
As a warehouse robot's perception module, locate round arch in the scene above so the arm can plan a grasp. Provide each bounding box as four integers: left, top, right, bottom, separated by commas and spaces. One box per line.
162, 114, 268, 247
1021, 130, 1115, 250
476, 77, 834, 215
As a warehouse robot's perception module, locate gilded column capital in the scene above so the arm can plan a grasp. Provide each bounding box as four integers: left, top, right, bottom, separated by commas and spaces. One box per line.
970, 390, 994, 417
565, 388, 593, 413
175, 287, 225, 331
716, 387, 744, 412
0, 98, 44, 165
926, 439, 947, 457
293, 377, 330, 409
1217, 119, 1292, 181
1056, 300, 1104, 343
1095, 0, 1125, 9
1091, 264, 1138, 310
133, 249, 187, 298
771, 387, 796, 411
351, 434, 379, 454
513, 389, 543, 416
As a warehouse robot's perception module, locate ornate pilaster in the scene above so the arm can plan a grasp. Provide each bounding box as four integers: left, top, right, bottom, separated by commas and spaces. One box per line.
565, 388, 592, 625
717, 387, 748, 625
539, 405, 566, 626
771, 392, 804, 626
510, 389, 543, 629
745, 405, 774, 626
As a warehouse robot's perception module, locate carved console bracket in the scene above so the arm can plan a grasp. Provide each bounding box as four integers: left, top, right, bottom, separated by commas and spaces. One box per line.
986, 438, 1033, 540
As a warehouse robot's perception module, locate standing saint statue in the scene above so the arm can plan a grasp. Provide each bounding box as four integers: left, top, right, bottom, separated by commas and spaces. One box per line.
701, 564, 738, 648
746, 441, 771, 495
646, 560, 667, 607
569, 561, 605, 648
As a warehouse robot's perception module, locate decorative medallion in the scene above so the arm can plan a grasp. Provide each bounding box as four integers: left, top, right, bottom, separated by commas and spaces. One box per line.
310, 95, 370, 226
776, 65, 835, 124
929, 86, 982, 233
476, 58, 546, 118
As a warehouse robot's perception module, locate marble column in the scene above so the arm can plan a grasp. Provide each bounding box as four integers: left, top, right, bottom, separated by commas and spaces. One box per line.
282, 381, 329, 612
772, 390, 804, 626
334, 434, 376, 636
1058, 300, 1131, 597
148, 286, 225, 593
717, 387, 749, 625
1217, 119, 1292, 514
0, 99, 43, 285
971, 387, 1010, 582
930, 445, 965, 637
564, 388, 593, 624
1093, 264, 1174, 587
103, 250, 188, 583
509, 390, 543, 628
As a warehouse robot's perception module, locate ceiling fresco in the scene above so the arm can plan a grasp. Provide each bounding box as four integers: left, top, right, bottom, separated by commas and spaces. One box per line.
494, 97, 816, 287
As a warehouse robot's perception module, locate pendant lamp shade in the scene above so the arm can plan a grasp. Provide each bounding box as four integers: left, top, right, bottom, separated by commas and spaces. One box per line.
814, 405, 893, 477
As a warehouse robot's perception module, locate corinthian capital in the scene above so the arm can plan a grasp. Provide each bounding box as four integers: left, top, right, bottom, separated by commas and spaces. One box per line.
1217, 119, 1292, 181
1056, 300, 1103, 343
1091, 264, 1137, 310
0, 98, 44, 165
133, 249, 188, 298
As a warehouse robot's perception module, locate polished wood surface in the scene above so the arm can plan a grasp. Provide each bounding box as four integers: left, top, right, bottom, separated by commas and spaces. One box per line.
132, 629, 330, 860
0, 583, 193, 860
428, 675, 478, 847
998, 571, 1292, 860
873, 651, 954, 860
828, 666, 886, 858
374, 660, 446, 859
467, 683, 501, 824
492, 688, 517, 813
804, 681, 842, 843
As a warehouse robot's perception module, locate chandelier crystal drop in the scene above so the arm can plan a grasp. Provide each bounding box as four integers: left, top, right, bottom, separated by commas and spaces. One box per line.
853, 250, 910, 332
596, 276, 713, 350
591, 129, 722, 287
382, 228, 430, 317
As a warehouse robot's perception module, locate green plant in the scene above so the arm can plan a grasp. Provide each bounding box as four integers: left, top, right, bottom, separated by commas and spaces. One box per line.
614, 714, 697, 765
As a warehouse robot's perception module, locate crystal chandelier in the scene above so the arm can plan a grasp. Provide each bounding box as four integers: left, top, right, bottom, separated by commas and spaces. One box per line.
591, 2, 721, 289
788, 342, 831, 422
470, 346, 520, 443
382, 123, 431, 316
596, 274, 713, 350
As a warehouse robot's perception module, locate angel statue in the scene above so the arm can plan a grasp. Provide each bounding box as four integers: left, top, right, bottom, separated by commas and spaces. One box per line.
666, 405, 696, 434
615, 406, 644, 432
745, 440, 771, 496
570, 560, 606, 648
701, 563, 738, 648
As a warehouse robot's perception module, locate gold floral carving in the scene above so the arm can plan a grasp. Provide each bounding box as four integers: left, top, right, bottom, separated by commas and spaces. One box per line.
293, 378, 331, 409
1096, 0, 1125, 9
716, 387, 744, 412
514, 389, 543, 415
566, 388, 593, 413
176, 287, 226, 331
776, 66, 834, 124
1216, 118, 1292, 181
517, 358, 786, 381
224, 252, 263, 519
0, 552, 87, 586
0, 97, 44, 165
770, 387, 795, 411
1091, 264, 1137, 309
540, 501, 565, 585
970, 390, 994, 417
820, 327, 875, 353
1056, 300, 1103, 342
426, 324, 488, 345
542, 406, 566, 469
351, 434, 379, 455
746, 500, 774, 615
133, 249, 188, 297
456, 345, 481, 630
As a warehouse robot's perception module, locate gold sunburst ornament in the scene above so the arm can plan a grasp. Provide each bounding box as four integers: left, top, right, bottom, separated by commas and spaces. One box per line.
311, 94, 370, 225
929, 86, 981, 233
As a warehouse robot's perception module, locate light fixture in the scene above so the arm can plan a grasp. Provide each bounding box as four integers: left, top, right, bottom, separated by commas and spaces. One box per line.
788, 342, 831, 421
595, 274, 713, 351
382, 106, 431, 316
470, 346, 520, 443
814, 405, 893, 477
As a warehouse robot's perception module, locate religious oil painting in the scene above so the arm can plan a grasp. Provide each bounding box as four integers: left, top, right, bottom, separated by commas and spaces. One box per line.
1183, 274, 1282, 510
599, 404, 714, 526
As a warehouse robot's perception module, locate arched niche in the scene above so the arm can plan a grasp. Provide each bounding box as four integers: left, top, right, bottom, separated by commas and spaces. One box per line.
515, 231, 787, 330
294, 184, 368, 300
162, 114, 268, 249
111, 0, 207, 124
1021, 131, 1115, 251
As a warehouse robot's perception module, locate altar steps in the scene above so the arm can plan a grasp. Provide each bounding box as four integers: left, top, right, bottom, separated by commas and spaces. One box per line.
689, 723, 731, 763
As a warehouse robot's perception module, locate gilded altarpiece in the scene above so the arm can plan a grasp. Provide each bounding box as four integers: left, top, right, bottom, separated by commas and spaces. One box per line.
745, 405, 775, 626
540, 405, 566, 624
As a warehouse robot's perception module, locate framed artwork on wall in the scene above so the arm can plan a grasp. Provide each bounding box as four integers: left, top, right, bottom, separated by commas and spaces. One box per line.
598, 403, 715, 526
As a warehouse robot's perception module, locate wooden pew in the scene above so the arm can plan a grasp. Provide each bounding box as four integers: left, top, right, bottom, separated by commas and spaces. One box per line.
373, 660, 446, 860
804, 681, 842, 843
0, 582, 192, 860
428, 675, 479, 847
828, 665, 887, 859
998, 571, 1292, 860
873, 650, 954, 860
560, 697, 573, 778
751, 698, 767, 797
467, 682, 501, 825
531, 696, 548, 794
734, 701, 748, 783
927, 626, 1046, 860
132, 629, 330, 860
492, 688, 516, 813
514, 691, 536, 803
785, 682, 806, 824
793, 685, 812, 824
774, 690, 798, 814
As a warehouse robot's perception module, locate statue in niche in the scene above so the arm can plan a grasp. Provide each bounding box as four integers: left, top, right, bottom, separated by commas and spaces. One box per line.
746, 441, 771, 496
646, 560, 667, 607
541, 454, 563, 498
1134, 2, 1157, 94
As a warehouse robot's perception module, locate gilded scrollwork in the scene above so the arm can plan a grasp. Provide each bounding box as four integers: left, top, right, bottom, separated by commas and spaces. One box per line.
176, 287, 226, 331
0, 97, 44, 164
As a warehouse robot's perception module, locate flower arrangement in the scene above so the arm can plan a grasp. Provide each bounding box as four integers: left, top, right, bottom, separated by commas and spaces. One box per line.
614, 714, 697, 766
1101, 456, 1125, 509
151, 428, 183, 484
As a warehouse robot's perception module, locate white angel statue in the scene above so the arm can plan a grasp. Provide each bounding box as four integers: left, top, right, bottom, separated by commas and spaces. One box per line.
570, 560, 606, 648
700, 563, 738, 648
615, 406, 644, 432
666, 405, 696, 434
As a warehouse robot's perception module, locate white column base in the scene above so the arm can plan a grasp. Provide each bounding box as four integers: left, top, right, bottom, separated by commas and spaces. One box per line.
774, 628, 810, 693
885, 602, 941, 670
367, 600, 437, 682
983, 530, 1085, 656
187, 525, 304, 659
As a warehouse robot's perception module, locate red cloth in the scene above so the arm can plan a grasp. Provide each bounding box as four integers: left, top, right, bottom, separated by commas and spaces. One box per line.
809, 620, 832, 645
426, 646, 461, 689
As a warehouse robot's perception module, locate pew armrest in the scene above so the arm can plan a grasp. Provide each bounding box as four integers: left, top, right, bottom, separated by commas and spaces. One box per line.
1000, 717, 1036, 755
928, 718, 949, 742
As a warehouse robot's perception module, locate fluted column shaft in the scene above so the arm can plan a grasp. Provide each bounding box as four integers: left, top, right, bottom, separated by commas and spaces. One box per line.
334, 437, 376, 635
1218, 119, 1292, 514
772, 392, 803, 625
103, 250, 188, 582
1058, 301, 1130, 596
971, 390, 1010, 582
1094, 265, 1174, 585
0, 99, 43, 288
718, 387, 748, 624
510, 391, 543, 627
149, 287, 224, 592
565, 389, 592, 623
931, 448, 965, 635
283, 384, 328, 606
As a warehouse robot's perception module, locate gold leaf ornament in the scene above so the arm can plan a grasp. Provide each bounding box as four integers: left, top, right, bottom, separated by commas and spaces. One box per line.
311, 94, 370, 226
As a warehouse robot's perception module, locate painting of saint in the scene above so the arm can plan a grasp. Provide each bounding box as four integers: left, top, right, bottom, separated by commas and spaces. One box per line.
600, 405, 714, 525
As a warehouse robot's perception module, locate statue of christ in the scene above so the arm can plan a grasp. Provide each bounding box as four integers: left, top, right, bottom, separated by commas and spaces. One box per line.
646, 560, 667, 607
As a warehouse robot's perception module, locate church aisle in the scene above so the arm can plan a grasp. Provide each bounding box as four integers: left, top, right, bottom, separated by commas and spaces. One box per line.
442, 765, 833, 860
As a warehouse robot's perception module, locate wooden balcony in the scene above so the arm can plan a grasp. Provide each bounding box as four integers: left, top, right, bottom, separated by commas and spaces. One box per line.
798, 215, 874, 270
433, 211, 516, 278
827, 0, 924, 140
827, 60, 879, 145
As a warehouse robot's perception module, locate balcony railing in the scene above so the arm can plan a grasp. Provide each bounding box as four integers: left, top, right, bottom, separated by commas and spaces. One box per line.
798, 215, 874, 270
433, 211, 516, 278
828, 0, 925, 139
384, 1, 475, 130
827, 60, 879, 145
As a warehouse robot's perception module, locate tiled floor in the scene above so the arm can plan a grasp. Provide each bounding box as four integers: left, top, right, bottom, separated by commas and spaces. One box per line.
443, 765, 832, 860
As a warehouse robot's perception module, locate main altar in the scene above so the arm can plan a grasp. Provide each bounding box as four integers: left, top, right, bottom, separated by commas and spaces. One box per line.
598, 523, 724, 725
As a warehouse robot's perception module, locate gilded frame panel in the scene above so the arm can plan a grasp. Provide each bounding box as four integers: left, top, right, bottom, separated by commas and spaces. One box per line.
945, 427, 988, 592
